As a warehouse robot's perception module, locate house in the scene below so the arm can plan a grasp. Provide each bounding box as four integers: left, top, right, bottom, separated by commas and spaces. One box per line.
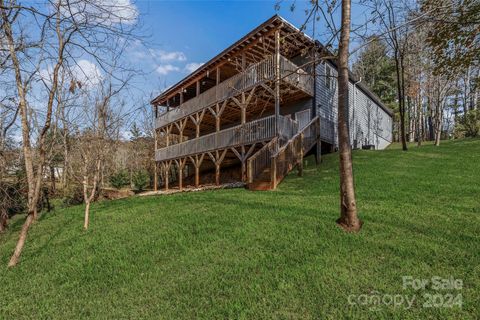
150, 15, 393, 191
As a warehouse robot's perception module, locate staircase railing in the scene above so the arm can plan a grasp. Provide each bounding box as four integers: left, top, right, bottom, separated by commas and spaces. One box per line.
270, 116, 320, 189
247, 137, 279, 183
246, 115, 299, 183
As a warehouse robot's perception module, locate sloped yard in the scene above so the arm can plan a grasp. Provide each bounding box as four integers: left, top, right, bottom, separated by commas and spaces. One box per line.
1, 139, 479, 319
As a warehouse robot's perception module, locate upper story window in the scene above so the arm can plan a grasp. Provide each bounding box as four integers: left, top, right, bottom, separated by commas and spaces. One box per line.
325, 64, 332, 90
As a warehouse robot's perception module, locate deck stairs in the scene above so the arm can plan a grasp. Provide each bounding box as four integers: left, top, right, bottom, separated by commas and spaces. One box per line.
246, 114, 320, 191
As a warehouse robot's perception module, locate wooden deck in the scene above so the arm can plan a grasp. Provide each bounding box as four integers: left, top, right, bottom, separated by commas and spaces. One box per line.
155, 55, 313, 129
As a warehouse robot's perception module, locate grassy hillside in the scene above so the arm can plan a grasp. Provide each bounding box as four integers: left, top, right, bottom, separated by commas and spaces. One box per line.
1, 139, 479, 319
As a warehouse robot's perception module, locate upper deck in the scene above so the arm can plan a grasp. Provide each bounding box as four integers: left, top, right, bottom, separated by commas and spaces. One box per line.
154, 54, 313, 130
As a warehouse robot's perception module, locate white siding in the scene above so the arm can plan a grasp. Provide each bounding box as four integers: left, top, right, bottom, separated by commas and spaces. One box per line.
314, 61, 392, 150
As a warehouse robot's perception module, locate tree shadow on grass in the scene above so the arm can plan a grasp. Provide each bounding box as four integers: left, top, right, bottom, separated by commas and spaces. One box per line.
15, 212, 78, 265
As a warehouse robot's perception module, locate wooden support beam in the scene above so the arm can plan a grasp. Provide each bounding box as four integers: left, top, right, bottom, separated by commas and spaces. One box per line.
231, 143, 257, 182
174, 118, 188, 142
298, 133, 304, 177
154, 162, 158, 191
162, 161, 172, 191
271, 156, 277, 190
196, 81, 200, 96
207, 149, 227, 186
189, 110, 206, 138
316, 117, 322, 164
174, 158, 187, 191
188, 154, 205, 187
165, 125, 172, 147
208, 101, 227, 132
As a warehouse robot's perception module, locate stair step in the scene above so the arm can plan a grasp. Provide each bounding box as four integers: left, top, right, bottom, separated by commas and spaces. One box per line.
246, 181, 273, 191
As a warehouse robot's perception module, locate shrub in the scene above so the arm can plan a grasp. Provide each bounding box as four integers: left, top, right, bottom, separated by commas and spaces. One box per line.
132, 170, 149, 192
109, 170, 129, 189
455, 109, 480, 138
62, 184, 84, 207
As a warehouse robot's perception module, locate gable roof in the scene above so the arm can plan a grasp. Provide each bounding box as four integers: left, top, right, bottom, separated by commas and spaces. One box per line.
151, 14, 393, 117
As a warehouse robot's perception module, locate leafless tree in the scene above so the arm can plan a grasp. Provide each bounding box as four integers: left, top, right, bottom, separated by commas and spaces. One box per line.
0, 0, 141, 267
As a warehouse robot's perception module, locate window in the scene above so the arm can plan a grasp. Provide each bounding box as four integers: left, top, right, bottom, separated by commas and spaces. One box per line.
325, 64, 332, 89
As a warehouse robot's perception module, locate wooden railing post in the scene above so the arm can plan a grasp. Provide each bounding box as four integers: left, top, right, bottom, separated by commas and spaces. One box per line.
316, 117, 321, 164
271, 155, 277, 189
298, 133, 304, 177
247, 159, 253, 183
154, 162, 158, 191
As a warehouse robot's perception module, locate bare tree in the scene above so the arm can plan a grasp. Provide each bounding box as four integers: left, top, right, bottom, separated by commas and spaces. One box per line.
1, 0, 140, 267
373, 0, 410, 150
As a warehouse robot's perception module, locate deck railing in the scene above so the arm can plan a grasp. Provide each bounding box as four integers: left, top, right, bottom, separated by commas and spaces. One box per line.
246, 137, 280, 184
246, 116, 298, 183
295, 109, 312, 130
156, 55, 313, 129
156, 115, 280, 161
270, 117, 320, 189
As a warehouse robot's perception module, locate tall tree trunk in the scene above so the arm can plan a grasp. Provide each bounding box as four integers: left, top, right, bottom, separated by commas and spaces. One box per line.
50, 165, 56, 194
336, 0, 362, 232
417, 93, 423, 146
0, 208, 7, 233
394, 53, 408, 151
84, 201, 91, 230
7, 213, 34, 267
434, 99, 443, 146
2, 1, 66, 266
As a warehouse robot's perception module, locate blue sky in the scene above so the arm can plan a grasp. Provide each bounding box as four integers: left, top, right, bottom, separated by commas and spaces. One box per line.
128, 0, 375, 100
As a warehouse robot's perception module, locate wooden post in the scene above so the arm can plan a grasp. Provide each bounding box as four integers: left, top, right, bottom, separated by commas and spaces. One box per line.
175, 158, 186, 191
196, 81, 200, 96
175, 118, 188, 143
208, 150, 227, 186
189, 154, 205, 188
316, 118, 322, 164
298, 133, 304, 177
231, 144, 256, 183
154, 162, 158, 191
247, 159, 253, 183
216, 115, 220, 132
163, 161, 171, 191
190, 110, 205, 139
241, 93, 246, 125
215, 163, 220, 186
274, 29, 280, 136
180, 90, 184, 104
271, 156, 277, 189
166, 125, 171, 147
213, 101, 226, 132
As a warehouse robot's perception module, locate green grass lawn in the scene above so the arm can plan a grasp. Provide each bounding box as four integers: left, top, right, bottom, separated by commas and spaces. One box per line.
1, 139, 479, 319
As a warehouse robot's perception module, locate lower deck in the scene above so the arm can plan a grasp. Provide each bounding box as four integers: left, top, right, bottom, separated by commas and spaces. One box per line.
154, 115, 323, 191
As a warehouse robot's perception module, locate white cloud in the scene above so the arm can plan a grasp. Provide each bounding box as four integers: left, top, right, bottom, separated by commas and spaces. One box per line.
149, 49, 187, 62
156, 64, 180, 75
185, 62, 204, 73
74, 60, 103, 86
39, 60, 102, 88
60, 0, 138, 25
